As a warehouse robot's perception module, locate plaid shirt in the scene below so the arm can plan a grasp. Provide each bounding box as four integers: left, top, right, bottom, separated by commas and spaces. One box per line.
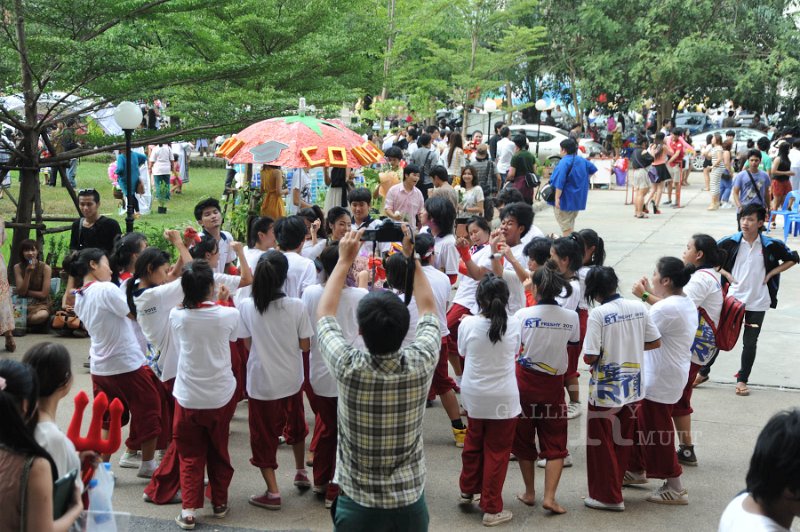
317, 313, 440, 509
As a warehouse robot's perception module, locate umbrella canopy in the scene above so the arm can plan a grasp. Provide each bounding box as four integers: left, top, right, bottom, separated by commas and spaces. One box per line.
219, 115, 384, 168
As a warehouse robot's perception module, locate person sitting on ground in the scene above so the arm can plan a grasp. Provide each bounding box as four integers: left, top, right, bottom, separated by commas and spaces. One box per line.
13, 239, 52, 328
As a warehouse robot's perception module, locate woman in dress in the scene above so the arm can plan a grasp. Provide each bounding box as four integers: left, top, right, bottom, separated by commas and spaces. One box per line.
706, 134, 725, 210
0, 217, 16, 351
13, 239, 52, 328
260, 164, 286, 219
458, 166, 484, 218
447, 133, 466, 183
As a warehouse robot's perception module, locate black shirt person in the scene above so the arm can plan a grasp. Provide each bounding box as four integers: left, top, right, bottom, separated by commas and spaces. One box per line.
69, 189, 122, 254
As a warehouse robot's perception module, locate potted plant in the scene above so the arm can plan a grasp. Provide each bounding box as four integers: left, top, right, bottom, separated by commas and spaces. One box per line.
157, 181, 170, 214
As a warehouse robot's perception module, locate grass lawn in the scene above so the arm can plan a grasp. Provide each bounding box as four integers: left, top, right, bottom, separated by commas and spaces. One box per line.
0, 160, 230, 262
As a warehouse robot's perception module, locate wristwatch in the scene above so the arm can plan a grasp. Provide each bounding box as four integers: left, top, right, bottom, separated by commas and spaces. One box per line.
641, 291, 650, 302
490, 253, 503, 260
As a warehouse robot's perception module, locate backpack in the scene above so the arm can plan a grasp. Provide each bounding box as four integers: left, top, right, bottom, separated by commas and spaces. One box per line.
699, 270, 746, 351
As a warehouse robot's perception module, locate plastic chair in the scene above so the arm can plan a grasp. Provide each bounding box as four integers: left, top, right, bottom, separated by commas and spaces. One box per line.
786, 212, 800, 241
769, 191, 800, 237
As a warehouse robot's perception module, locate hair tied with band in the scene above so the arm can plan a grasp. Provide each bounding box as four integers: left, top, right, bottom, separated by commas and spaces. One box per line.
0, 376, 6, 390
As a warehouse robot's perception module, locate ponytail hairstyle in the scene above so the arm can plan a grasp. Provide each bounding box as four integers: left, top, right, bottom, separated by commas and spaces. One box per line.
476, 274, 509, 344
533, 262, 572, 301
109, 232, 147, 284
67, 248, 106, 280
414, 233, 435, 266
189, 233, 218, 260
383, 252, 415, 305
180, 259, 215, 309
656, 256, 693, 290
552, 232, 585, 274
691, 233, 726, 269
0, 359, 58, 480
252, 249, 288, 314
127, 247, 171, 316
248, 216, 275, 248
584, 266, 619, 305
578, 228, 605, 266
298, 206, 327, 240
21, 342, 72, 398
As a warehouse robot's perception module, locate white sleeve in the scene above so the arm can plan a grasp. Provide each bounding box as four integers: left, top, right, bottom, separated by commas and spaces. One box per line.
475, 186, 484, 202
457, 319, 470, 356
105, 285, 132, 318
583, 309, 602, 356
300, 262, 317, 297
440, 242, 459, 275
644, 308, 661, 343
237, 302, 252, 339
568, 312, 581, 343
683, 275, 712, 309
227, 309, 240, 342
214, 273, 241, 293
296, 300, 314, 339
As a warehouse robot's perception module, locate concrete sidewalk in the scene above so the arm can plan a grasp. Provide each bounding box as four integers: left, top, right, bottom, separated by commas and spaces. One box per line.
7, 175, 800, 531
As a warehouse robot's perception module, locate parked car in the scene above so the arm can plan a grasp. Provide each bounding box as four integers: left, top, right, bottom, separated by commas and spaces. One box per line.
508, 124, 603, 162
675, 112, 712, 135
689, 127, 768, 171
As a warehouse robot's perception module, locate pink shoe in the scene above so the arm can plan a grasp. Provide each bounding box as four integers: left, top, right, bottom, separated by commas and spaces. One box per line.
249, 492, 281, 510
294, 470, 311, 489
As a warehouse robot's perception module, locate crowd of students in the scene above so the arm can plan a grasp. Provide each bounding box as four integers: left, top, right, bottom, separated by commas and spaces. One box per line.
0, 183, 797, 530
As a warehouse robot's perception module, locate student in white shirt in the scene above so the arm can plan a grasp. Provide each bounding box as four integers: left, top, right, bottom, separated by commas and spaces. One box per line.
495, 127, 515, 178
298, 207, 327, 261
522, 236, 554, 304
325, 206, 351, 243
169, 260, 241, 529
550, 234, 585, 420
383, 253, 421, 349
582, 266, 661, 511
424, 196, 459, 283
239, 250, 313, 512
301, 244, 367, 506
415, 234, 467, 446
288, 168, 313, 215
512, 265, 579, 515
274, 216, 317, 298
457, 275, 522, 527
628, 257, 697, 505
348, 187, 386, 258
71, 248, 162, 479
194, 198, 236, 274
718, 408, 800, 532
235, 216, 274, 306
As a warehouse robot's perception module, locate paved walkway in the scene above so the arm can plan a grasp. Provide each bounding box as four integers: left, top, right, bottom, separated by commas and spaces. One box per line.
8, 176, 800, 531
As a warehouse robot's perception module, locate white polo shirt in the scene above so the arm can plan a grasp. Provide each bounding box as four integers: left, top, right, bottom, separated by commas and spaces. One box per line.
555, 278, 581, 311
283, 250, 317, 299
434, 234, 459, 275
421, 265, 451, 338
476, 242, 527, 314
514, 302, 580, 376
451, 245, 492, 315
683, 268, 724, 366
727, 238, 770, 311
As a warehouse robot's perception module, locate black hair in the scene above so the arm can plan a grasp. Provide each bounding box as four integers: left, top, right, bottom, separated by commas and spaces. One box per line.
357, 291, 410, 354
705, 134, 713, 144
319, 243, 340, 277
475, 274, 509, 344
180, 259, 215, 308
533, 262, 572, 301
193, 197, 221, 222
656, 256, 693, 289
495, 187, 525, 208
127, 247, 171, 316
745, 408, 800, 503
578, 229, 605, 266
274, 216, 308, 251
467, 215, 490, 234
348, 187, 372, 205
756, 136, 770, 152
384, 252, 409, 292
447, 133, 464, 166
384, 146, 404, 160
326, 206, 351, 239
560, 139, 578, 154
494, 121, 505, 133
499, 202, 534, 237
513, 135, 528, 150
414, 233, 435, 266
584, 266, 619, 304
418, 133, 432, 147
109, 232, 147, 284
500, 126, 510, 138
655, 132, 665, 142
746, 149, 762, 161
0, 359, 58, 480
21, 342, 72, 398
778, 141, 791, 162
429, 165, 449, 183
690, 234, 726, 269
552, 233, 584, 274
403, 164, 420, 178
746, 139, 755, 149
78, 188, 100, 203
252, 250, 288, 314
248, 216, 275, 249
17, 239, 39, 263
189, 233, 218, 260
740, 203, 767, 221
728, 110, 734, 117
523, 236, 553, 266
424, 195, 456, 237
298, 206, 327, 240
68, 247, 106, 280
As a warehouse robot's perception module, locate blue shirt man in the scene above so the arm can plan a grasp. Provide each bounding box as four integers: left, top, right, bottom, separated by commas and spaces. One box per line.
548, 139, 597, 235
115, 151, 148, 196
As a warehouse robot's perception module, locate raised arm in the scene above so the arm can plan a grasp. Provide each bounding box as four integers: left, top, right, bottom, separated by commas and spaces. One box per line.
230, 241, 252, 287
319, 229, 364, 318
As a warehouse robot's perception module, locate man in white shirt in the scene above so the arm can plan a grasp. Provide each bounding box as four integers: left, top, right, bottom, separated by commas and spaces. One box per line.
194, 198, 236, 273
495, 127, 515, 180
287, 168, 313, 216
274, 216, 317, 298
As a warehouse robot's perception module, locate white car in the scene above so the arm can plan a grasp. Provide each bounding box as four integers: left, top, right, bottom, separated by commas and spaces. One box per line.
508, 124, 603, 162
689, 127, 768, 171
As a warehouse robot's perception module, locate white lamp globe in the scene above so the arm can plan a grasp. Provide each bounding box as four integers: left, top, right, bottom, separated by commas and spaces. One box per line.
114, 101, 143, 130
484, 98, 497, 113
535, 99, 548, 112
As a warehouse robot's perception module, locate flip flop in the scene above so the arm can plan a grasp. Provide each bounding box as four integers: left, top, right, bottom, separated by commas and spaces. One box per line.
735, 383, 750, 396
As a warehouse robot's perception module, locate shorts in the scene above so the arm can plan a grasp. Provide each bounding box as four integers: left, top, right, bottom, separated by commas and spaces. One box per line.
772, 179, 792, 197
703, 158, 712, 168
667, 164, 681, 182
629, 168, 650, 189
554, 207, 579, 234
654, 164, 671, 183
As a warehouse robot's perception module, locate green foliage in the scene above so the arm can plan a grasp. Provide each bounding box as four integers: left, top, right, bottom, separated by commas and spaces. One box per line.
362, 166, 384, 212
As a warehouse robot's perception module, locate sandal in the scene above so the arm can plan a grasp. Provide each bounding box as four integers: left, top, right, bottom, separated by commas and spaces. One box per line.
5, 336, 15, 353
735, 383, 750, 396
635, 214, 649, 219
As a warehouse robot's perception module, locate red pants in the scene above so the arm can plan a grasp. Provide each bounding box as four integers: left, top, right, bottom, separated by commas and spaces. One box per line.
91, 366, 162, 449
249, 392, 308, 470
174, 396, 237, 509
586, 401, 640, 504
309, 395, 337, 487
230, 339, 249, 403
428, 339, 457, 401
630, 399, 682, 479
512, 367, 567, 461
672, 362, 701, 417
445, 303, 471, 359
459, 417, 517, 514
566, 309, 587, 380
287, 351, 313, 449
144, 379, 179, 504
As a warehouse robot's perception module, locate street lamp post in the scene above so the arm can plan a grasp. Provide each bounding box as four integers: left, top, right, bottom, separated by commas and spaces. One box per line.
484, 98, 497, 139
113, 102, 143, 233
534, 99, 548, 161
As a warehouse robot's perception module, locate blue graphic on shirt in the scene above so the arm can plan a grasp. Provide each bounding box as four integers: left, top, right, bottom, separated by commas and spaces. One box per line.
590, 361, 641, 405
691, 313, 718, 365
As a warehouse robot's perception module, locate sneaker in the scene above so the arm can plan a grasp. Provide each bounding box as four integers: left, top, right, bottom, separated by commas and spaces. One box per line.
566, 402, 582, 420
584, 496, 625, 511
324, 484, 340, 509
119, 451, 141, 469
721, 202, 733, 209
622, 470, 648, 486
137, 461, 158, 479
646, 481, 688, 505
452, 427, 467, 448
249, 492, 281, 510
143, 490, 182, 504
212, 505, 229, 518
482, 509, 513, 527
536, 455, 572, 468
677, 445, 698, 466
174, 515, 196, 530
459, 493, 475, 505
278, 435, 286, 445
293, 470, 311, 489
312, 484, 326, 495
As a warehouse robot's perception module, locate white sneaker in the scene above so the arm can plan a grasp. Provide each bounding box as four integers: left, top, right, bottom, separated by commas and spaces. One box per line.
137, 460, 158, 479
622, 470, 648, 486
566, 402, 582, 420
584, 496, 625, 511
119, 451, 141, 469
720, 202, 733, 209
646, 481, 688, 505
482, 509, 512, 527
536, 455, 572, 468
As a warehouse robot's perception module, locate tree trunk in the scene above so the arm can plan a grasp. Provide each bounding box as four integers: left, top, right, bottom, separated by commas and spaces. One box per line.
10, 167, 39, 274
506, 81, 513, 123
380, 0, 396, 101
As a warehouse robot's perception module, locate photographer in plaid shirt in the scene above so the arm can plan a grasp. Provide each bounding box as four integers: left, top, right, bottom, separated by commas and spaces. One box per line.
317, 226, 440, 531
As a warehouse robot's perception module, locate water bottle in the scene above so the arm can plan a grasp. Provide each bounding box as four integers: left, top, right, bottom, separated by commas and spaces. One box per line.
87, 463, 116, 531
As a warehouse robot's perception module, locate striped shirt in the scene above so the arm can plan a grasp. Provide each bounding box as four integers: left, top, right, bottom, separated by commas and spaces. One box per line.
317, 313, 440, 509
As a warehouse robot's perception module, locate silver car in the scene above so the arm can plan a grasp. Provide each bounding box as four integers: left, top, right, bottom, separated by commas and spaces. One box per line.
509, 124, 604, 162
689, 127, 769, 171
